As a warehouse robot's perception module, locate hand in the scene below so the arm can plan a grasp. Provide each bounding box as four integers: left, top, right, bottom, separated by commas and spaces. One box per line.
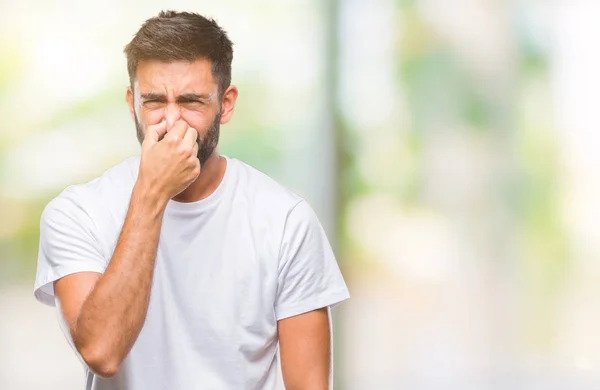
137, 119, 200, 202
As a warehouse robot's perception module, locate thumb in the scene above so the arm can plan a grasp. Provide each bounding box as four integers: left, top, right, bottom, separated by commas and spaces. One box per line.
143, 120, 167, 148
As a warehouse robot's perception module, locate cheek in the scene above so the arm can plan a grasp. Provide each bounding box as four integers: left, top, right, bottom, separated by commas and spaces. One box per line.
181, 110, 211, 131
140, 109, 165, 126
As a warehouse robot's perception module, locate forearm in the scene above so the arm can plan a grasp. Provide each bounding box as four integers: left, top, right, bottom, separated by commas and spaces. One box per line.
73, 183, 167, 374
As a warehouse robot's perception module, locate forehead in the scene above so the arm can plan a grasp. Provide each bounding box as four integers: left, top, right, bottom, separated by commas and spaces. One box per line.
135, 58, 216, 93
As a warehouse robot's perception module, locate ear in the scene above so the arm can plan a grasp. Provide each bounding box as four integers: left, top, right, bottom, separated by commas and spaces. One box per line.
126, 86, 135, 121
219, 85, 238, 125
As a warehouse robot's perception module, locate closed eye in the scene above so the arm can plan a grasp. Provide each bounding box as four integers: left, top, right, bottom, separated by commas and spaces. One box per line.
177, 93, 211, 106
178, 100, 207, 111
142, 99, 166, 109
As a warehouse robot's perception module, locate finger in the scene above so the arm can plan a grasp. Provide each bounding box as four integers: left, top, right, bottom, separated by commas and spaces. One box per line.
191, 141, 199, 162
192, 141, 199, 157
143, 120, 167, 146
164, 119, 189, 142
182, 127, 198, 149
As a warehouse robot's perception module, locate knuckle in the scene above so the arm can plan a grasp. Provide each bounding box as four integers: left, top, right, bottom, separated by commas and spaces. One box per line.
179, 146, 192, 156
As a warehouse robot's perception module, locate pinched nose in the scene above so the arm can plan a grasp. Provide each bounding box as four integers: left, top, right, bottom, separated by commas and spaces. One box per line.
164, 104, 182, 131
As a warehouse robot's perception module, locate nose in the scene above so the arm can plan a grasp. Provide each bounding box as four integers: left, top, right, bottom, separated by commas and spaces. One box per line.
164, 103, 182, 131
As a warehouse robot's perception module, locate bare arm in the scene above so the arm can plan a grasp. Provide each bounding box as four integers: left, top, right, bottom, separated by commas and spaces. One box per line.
54, 184, 166, 377
278, 308, 331, 390
54, 120, 200, 378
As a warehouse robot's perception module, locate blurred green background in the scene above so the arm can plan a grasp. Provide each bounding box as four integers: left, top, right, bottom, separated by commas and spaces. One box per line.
1, 0, 599, 389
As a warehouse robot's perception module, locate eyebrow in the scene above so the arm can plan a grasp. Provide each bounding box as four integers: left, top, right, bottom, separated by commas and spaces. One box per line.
140, 93, 212, 102
177, 93, 211, 102
140, 93, 166, 101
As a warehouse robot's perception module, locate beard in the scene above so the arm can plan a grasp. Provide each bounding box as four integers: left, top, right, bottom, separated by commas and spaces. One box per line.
135, 108, 221, 166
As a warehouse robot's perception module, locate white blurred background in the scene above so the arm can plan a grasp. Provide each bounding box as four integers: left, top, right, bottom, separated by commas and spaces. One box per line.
2, 0, 600, 389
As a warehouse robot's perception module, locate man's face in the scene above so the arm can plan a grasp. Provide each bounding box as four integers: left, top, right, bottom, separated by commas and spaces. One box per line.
129, 59, 221, 165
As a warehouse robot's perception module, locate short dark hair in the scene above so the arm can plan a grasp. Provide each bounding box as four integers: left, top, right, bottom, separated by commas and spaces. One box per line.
124, 10, 233, 96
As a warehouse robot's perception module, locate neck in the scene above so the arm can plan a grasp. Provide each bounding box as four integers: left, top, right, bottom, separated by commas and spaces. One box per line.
171, 151, 226, 203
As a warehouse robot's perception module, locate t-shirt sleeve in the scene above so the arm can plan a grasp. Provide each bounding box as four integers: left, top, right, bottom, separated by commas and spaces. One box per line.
274, 200, 350, 321
33, 194, 107, 307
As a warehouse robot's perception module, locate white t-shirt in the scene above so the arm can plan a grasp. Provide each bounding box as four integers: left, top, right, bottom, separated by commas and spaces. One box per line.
34, 155, 350, 390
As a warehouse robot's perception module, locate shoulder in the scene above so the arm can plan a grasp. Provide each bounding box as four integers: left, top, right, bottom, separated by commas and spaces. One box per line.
228, 157, 304, 215
42, 155, 139, 224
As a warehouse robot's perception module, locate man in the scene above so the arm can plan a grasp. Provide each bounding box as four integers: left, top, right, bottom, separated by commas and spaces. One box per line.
33, 10, 349, 390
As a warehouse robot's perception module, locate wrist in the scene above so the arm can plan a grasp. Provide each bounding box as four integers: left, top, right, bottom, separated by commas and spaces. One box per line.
132, 178, 169, 213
